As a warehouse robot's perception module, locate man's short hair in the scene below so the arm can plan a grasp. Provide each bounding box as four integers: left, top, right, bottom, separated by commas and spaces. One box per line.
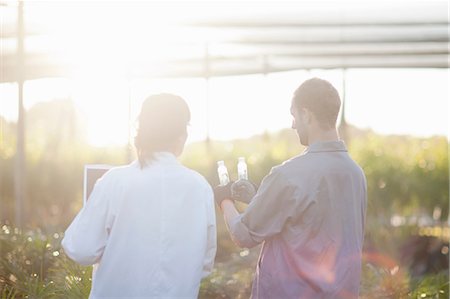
292, 78, 341, 129
134, 93, 190, 167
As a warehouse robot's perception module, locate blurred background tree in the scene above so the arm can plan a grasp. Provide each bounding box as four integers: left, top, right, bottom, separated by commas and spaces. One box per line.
1, 98, 448, 229
0, 98, 448, 298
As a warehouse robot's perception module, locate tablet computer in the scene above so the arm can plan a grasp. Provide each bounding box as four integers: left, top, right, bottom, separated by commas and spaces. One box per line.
83, 164, 112, 205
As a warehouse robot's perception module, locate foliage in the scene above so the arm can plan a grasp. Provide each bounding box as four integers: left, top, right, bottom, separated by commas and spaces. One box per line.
1, 224, 448, 298
350, 133, 449, 220
1, 99, 449, 298
0, 224, 91, 299
409, 272, 449, 299
1, 101, 448, 228
199, 249, 257, 299
0, 101, 130, 230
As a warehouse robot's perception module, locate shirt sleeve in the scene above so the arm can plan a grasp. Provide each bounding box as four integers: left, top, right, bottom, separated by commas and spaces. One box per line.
361, 172, 368, 236
228, 167, 306, 248
202, 185, 217, 277
61, 174, 115, 266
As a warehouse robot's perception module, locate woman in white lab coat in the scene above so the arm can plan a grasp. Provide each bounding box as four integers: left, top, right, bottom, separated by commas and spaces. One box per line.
62, 93, 217, 299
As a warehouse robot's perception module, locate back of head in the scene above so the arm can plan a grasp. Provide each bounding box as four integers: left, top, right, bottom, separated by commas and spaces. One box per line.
134, 93, 190, 168
293, 78, 341, 129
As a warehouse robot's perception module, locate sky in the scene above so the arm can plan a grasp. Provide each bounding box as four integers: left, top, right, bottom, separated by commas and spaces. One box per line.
0, 0, 448, 146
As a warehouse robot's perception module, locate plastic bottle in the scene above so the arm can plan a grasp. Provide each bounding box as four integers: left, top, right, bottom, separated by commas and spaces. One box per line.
217, 160, 230, 186
237, 157, 248, 180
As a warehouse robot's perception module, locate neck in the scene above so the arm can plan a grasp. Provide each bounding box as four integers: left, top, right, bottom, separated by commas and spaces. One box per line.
307, 128, 340, 145
168, 143, 184, 157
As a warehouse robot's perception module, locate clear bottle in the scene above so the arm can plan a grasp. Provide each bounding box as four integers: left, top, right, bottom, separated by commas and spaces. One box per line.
237, 157, 248, 180
217, 160, 230, 186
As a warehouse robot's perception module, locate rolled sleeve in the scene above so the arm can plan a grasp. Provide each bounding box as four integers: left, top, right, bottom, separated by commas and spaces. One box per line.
228, 215, 261, 248
228, 167, 303, 248
62, 175, 114, 266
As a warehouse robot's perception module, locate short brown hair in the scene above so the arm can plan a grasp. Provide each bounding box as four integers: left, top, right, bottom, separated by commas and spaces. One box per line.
134, 93, 190, 168
292, 78, 341, 129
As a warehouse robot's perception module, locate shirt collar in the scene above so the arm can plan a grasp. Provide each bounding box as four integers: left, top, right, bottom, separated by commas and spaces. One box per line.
134, 151, 179, 167
306, 140, 348, 153
152, 152, 179, 164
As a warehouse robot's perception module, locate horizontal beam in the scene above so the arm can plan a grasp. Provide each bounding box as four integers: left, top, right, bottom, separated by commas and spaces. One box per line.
220, 37, 450, 45
187, 21, 450, 28
1, 53, 448, 82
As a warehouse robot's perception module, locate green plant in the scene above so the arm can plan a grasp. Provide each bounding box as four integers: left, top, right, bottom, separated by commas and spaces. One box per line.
409, 271, 449, 299
0, 225, 91, 299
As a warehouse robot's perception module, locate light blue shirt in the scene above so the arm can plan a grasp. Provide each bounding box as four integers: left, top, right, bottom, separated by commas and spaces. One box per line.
229, 141, 367, 299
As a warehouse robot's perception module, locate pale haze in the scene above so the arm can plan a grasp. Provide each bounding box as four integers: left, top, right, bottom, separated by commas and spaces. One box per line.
0, 68, 448, 146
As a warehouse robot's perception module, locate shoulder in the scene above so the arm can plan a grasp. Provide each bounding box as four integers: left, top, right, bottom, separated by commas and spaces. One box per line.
96, 162, 139, 186
263, 159, 296, 187
183, 166, 211, 189
179, 165, 213, 192
351, 160, 367, 185
272, 153, 309, 177
261, 154, 316, 194
179, 167, 214, 204
107, 161, 137, 176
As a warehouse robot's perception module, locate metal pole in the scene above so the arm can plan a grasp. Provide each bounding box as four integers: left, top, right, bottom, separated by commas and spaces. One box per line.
339, 68, 348, 143
15, 0, 25, 228
127, 77, 133, 163
262, 55, 270, 142
204, 43, 210, 144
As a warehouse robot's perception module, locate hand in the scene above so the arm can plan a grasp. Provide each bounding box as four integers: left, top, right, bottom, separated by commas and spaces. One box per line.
213, 182, 234, 208
231, 179, 257, 204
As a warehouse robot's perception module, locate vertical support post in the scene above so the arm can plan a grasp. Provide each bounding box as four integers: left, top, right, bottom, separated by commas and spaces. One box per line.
204, 43, 210, 144
15, 0, 25, 228
126, 77, 133, 163
339, 68, 348, 143
262, 55, 270, 142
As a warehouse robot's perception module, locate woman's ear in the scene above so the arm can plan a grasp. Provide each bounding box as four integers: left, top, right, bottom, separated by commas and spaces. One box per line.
174, 130, 188, 156
179, 131, 188, 145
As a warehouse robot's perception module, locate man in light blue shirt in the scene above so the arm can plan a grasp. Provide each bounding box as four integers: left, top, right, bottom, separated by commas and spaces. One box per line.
215, 78, 367, 299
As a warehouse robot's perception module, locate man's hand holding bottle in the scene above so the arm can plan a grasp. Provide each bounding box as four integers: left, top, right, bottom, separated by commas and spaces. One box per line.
230, 179, 257, 203
214, 179, 257, 208
214, 157, 257, 208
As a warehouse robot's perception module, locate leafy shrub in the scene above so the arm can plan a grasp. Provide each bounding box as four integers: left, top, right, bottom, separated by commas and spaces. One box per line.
1, 224, 448, 299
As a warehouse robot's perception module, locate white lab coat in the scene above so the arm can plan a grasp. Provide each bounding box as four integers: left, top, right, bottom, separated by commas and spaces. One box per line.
62, 152, 216, 299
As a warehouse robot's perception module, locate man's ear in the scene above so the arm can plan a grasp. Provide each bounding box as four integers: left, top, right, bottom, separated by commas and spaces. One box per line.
301, 108, 312, 124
